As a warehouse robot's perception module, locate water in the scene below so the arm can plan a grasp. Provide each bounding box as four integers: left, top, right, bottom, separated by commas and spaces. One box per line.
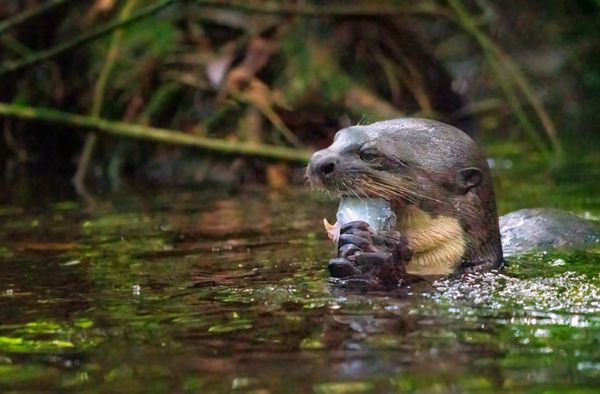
0, 162, 599, 392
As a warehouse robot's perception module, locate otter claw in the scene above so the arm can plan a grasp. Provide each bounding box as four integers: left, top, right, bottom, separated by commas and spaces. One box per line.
339, 244, 362, 258
350, 251, 389, 267
340, 221, 372, 233
339, 233, 372, 250
328, 258, 361, 278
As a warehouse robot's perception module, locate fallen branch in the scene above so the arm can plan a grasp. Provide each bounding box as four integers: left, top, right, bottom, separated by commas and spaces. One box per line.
0, 103, 312, 163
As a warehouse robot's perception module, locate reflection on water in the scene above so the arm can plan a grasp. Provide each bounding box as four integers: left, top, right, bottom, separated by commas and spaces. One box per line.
0, 186, 599, 392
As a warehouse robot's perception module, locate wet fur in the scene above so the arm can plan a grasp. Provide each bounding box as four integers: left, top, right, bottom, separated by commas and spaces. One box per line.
308, 118, 503, 275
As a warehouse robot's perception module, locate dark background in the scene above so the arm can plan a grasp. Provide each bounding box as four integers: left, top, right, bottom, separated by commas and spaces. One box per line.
1, 0, 599, 193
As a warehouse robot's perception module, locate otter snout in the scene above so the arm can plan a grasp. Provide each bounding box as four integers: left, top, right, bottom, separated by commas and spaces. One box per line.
308, 150, 340, 185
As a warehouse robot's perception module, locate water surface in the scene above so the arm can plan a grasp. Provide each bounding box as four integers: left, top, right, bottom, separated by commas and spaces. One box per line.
1, 163, 599, 392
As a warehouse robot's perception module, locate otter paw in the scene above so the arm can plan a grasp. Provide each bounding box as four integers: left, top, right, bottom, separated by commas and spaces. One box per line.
328, 257, 361, 278
337, 221, 378, 253
349, 251, 405, 288
330, 224, 412, 289
382, 231, 413, 263
328, 252, 405, 289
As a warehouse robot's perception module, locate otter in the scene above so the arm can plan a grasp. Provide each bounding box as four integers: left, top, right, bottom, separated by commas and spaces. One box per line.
307, 118, 599, 289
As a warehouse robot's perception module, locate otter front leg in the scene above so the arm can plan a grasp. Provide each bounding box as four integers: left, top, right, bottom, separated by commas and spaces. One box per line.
328, 221, 412, 289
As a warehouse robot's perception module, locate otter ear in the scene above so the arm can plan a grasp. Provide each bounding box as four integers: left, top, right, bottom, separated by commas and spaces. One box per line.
457, 167, 483, 193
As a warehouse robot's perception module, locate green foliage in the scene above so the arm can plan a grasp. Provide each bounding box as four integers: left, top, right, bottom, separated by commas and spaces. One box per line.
0, 1, 599, 185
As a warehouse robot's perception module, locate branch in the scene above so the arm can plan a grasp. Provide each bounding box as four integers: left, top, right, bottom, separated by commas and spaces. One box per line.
190, 0, 446, 17
0, 0, 179, 76
74, 0, 142, 192
0, 103, 312, 163
0, 0, 70, 35
0, 0, 444, 76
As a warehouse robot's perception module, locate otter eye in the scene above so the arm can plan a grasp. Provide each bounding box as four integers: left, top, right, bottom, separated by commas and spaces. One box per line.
359, 149, 379, 163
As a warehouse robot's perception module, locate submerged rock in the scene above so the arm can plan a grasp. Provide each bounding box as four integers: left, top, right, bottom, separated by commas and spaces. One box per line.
500, 208, 600, 256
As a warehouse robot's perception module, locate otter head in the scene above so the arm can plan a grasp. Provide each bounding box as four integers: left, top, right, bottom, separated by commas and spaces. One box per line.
308, 118, 502, 276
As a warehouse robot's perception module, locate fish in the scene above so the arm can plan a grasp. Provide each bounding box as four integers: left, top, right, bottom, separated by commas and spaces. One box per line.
324, 197, 397, 243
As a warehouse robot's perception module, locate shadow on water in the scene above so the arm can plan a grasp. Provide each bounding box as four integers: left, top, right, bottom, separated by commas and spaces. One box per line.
0, 178, 599, 392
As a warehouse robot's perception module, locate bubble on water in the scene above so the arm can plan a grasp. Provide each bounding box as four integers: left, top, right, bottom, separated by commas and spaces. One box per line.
431, 270, 600, 319
550, 258, 565, 266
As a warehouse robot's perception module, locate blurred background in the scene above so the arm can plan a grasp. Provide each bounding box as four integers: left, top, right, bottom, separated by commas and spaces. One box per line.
0, 0, 599, 197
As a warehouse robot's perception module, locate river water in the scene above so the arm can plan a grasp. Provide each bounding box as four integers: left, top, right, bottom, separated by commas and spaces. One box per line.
0, 161, 599, 392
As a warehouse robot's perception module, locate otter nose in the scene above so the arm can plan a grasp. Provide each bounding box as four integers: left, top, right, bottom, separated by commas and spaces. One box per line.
318, 158, 335, 176
310, 151, 339, 179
